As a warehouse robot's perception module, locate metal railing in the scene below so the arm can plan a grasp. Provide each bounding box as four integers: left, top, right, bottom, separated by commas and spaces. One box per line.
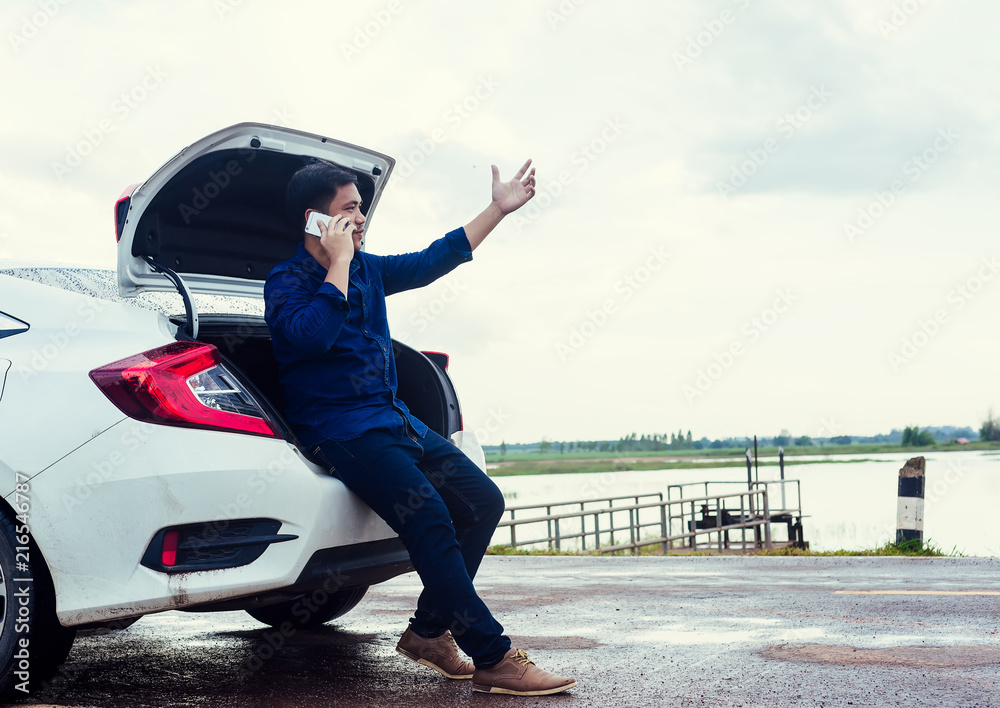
666, 479, 802, 514
493, 488, 782, 555
666, 479, 804, 548
498, 494, 664, 552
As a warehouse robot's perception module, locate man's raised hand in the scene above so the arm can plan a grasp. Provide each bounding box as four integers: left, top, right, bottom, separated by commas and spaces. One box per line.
491, 159, 536, 215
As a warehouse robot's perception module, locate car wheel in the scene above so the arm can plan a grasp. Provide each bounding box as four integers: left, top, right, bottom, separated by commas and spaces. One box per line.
0, 512, 76, 698
246, 586, 369, 628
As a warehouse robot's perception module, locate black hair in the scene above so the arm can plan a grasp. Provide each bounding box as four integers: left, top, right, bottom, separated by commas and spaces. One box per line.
285, 160, 359, 230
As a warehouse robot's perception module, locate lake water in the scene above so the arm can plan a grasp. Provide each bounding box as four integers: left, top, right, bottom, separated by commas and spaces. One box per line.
488, 449, 1000, 557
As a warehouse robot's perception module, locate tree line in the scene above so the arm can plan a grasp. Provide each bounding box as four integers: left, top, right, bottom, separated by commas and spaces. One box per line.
493, 417, 995, 456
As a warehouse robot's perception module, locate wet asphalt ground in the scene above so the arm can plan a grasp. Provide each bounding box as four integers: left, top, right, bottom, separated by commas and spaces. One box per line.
7, 556, 1000, 708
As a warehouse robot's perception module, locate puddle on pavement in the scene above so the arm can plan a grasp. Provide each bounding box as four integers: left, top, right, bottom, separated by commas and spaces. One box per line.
632, 627, 762, 645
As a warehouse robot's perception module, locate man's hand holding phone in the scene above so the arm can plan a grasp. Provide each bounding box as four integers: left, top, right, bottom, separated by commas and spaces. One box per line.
309, 212, 356, 263
307, 211, 355, 295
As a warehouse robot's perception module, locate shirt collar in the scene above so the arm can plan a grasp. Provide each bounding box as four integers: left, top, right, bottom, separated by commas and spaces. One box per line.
295, 242, 328, 278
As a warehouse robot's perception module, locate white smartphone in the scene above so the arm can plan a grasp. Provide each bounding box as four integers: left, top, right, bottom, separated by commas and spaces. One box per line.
305, 211, 333, 237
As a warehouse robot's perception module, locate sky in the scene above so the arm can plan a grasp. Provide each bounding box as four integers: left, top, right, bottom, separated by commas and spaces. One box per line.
1, 0, 998, 445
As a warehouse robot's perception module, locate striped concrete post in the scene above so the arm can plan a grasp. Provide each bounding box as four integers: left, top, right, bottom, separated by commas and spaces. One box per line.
896, 456, 925, 544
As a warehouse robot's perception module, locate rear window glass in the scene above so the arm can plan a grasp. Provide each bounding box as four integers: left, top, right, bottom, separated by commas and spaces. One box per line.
0, 267, 264, 318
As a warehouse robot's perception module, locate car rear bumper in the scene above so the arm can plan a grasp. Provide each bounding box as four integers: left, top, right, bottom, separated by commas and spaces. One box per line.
21, 418, 406, 626
294, 537, 413, 592
186, 537, 414, 613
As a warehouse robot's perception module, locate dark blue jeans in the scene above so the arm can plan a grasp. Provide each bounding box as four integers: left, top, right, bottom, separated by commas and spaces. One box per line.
314, 425, 511, 668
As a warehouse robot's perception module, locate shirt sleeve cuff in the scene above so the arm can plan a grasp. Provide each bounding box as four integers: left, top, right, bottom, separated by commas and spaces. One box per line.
316, 281, 350, 309
446, 227, 474, 262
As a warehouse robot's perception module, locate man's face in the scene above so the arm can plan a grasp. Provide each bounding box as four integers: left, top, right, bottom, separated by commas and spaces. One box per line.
322, 182, 366, 251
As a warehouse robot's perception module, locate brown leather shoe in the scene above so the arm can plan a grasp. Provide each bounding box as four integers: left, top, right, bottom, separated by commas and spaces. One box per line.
396, 627, 475, 679
472, 648, 577, 695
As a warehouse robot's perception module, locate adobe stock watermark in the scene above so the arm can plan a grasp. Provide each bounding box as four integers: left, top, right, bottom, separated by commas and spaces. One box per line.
341, 0, 402, 62
213, 0, 247, 17
348, 348, 389, 397
683, 288, 797, 402
887, 254, 999, 371
571, 448, 649, 499
175, 105, 295, 222
545, 0, 588, 29
878, 0, 930, 39
16, 299, 111, 384
391, 459, 460, 525
392, 75, 501, 184
177, 148, 257, 224
270, 105, 297, 128
844, 127, 958, 243
813, 416, 844, 439
50, 65, 168, 181
7, 0, 72, 53
61, 425, 153, 512
555, 245, 670, 361
923, 456, 969, 509
402, 274, 466, 339
673, 0, 752, 72
717, 85, 833, 198
240, 567, 353, 676
473, 406, 512, 446
510, 116, 626, 233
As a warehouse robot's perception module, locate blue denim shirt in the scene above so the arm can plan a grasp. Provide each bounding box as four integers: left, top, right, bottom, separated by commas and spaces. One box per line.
264, 228, 473, 447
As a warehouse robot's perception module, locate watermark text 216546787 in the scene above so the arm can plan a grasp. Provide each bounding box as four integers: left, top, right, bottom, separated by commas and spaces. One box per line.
11, 471, 34, 693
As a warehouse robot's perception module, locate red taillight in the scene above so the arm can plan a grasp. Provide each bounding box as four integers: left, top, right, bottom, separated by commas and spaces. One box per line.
89, 341, 280, 438
161, 530, 179, 567
420, 350, 450, 371
114, 183, 139, 242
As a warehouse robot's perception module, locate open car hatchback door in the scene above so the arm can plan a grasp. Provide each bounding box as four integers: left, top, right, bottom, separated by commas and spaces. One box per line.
116, 122, 394, 298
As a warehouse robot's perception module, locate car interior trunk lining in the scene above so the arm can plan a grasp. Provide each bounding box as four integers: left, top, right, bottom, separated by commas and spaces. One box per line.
132, 149, 377, 281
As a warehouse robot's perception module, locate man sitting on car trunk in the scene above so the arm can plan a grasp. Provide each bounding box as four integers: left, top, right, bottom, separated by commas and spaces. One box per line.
264, 159, 576, 696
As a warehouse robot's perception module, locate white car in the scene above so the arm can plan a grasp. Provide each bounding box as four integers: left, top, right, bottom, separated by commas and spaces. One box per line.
0, 123, 485, 696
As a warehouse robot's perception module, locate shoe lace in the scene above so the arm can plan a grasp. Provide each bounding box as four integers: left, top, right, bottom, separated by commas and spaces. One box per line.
511, 649, 534, 667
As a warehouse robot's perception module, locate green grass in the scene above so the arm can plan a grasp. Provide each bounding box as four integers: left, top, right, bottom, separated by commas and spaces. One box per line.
484, 440, 1000, 476
486, 545, 577, 556
752, 539, 963, 557
487, 456, 882, 476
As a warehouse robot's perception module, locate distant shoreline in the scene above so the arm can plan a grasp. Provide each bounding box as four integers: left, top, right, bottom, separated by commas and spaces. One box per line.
485, 442, 1000, 476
